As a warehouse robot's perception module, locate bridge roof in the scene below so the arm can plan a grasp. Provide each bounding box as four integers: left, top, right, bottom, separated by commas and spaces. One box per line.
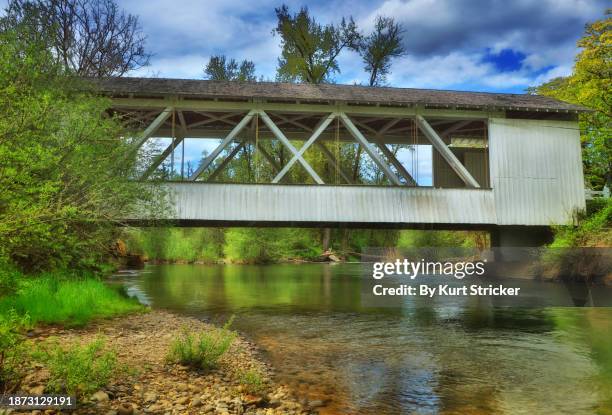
91, 77, 586, 113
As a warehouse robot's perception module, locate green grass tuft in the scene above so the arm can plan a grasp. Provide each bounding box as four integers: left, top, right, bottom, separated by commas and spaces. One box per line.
0, 275, 144, 326
33, 336, 118, 398
167, 317, 236, 370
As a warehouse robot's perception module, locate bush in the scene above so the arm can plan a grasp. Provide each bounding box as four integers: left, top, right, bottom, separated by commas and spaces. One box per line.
33, 337, 117, 398
551, 199, 612, 247
0, 273, 144, 326
0, 310, 30, 393
237, 368, 268, 396
168, 317, 236, 370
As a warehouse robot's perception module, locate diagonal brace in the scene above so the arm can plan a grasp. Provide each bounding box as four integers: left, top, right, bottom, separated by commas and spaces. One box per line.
258, 110, 324, 184
141, 134, 185, 179
374, 140, 417, 186
207, 141, 246, 182
339, 113, 402, 186
189, 110, 256, 180
273, 113, 337, 183
415, 115, 480, 188
131, 107, 173, 152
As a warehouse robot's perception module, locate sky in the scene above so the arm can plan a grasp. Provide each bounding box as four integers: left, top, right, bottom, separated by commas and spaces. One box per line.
113, 0, 608, 93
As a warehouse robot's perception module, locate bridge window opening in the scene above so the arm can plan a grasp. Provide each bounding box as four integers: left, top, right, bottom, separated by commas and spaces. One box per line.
125, 108, 489, 189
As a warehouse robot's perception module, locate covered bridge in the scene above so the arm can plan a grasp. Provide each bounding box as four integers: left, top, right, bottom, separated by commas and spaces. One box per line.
93, 77, 587, 245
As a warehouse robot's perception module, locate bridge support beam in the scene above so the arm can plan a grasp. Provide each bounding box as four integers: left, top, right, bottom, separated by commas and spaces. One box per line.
415, 114, 480, 188
340, 112, 403, 186
189, 110, 256, 180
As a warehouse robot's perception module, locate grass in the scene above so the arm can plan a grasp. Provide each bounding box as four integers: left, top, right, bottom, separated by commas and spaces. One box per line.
167, 317, 236, 370
0, 274, 144, 326
33, 336, 118, 398
237, 368, 268, 395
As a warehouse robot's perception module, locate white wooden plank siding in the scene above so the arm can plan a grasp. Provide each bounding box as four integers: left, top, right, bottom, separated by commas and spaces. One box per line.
489, 118, 585, 225
165, 183, 497, 225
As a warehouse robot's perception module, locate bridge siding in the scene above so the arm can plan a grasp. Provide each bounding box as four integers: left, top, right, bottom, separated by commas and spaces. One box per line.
489, 118, 585, 225
166, 183, 497, 225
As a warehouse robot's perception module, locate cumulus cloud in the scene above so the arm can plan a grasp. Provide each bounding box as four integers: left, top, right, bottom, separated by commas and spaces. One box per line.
2, 0, 605, 92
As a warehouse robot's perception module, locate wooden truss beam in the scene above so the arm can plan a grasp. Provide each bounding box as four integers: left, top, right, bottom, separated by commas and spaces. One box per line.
207, 141, 245, 182
141, 134, 185, 179
111, 98, 499, 119
131, 106, 173, 152
259, 110, 324, 184
339, 112, 402, 186
272, 113, 337, 183
189, 110, 256, 180
415, 115, 480, 188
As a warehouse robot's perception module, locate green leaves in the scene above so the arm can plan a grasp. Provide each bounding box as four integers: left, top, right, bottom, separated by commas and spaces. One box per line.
274, 4, 360, 84
0, 23, 167, 272
531, 11, 611, 191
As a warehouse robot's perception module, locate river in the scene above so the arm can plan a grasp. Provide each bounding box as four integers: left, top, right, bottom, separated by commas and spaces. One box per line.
114, 263, 612, 414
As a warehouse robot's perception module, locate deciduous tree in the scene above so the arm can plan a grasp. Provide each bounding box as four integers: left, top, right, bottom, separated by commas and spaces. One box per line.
3, 0, 150, 77
204, 55, 257, 81
531, 10, 611, 190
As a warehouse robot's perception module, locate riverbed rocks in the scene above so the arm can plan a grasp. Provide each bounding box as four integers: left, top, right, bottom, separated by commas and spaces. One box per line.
15, 311, 314, 415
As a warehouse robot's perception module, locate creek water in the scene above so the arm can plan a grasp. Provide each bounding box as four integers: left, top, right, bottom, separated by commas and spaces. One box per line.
113, 263, 612, 414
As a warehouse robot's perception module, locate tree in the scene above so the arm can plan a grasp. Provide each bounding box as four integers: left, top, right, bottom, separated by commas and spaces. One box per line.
2, 0, 150, 77
0, 19, 165, 272
204, 55, 257, 81
531, 10, 611, 190
274, 4, 360, 83
358, 16, 405, 87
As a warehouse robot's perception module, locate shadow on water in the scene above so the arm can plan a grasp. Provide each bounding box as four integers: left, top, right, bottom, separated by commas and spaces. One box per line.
113, 263, 612, 415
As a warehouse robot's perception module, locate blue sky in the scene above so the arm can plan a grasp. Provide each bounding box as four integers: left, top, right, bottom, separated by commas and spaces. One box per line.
112, 0, 608, 93
1, 0, 606, 92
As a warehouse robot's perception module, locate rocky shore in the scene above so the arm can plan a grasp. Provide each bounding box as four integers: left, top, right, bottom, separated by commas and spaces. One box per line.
15, 311, 313, 415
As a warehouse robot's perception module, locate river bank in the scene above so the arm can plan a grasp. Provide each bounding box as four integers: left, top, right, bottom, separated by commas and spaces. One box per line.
15, 311, 312, 415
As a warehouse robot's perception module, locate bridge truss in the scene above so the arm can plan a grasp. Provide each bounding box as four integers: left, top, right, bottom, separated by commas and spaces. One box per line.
109, 98, 493, 189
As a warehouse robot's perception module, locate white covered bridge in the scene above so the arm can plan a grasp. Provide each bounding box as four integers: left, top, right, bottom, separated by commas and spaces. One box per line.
94, 78, 587, 245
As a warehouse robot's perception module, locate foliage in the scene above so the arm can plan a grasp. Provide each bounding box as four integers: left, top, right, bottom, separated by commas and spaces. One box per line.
0, 272, 144, 326
0, 310, 29, 393
550, 198, 612, 248
0, 18, 166, 272
167, 317, 236, 370
358, 16, 405, 86
124, 228, 225, 263
33, 337, 118, 397
0, 263, 22, 296
224, 228, 322, 263
3, 0, 149, 77
397, 230, 487, 248
530, 11, 611, 190
274, 4, 360, 83
237, 368, 268, 396
204, 55, 257, 81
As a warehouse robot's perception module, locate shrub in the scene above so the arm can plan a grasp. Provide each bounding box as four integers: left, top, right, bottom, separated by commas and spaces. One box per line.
0, 310, 30, 393
238, 368, 268, 396
34, 337, 117, 398
168, 317, 236, 370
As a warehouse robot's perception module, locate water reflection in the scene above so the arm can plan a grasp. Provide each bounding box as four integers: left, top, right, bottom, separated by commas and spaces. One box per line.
115, 264, 612, 415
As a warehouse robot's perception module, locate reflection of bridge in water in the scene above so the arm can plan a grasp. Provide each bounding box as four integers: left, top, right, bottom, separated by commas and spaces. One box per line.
95, 77, 586, 245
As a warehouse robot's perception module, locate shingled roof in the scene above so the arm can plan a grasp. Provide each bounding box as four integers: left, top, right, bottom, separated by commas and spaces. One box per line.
91, 77, 586, 113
